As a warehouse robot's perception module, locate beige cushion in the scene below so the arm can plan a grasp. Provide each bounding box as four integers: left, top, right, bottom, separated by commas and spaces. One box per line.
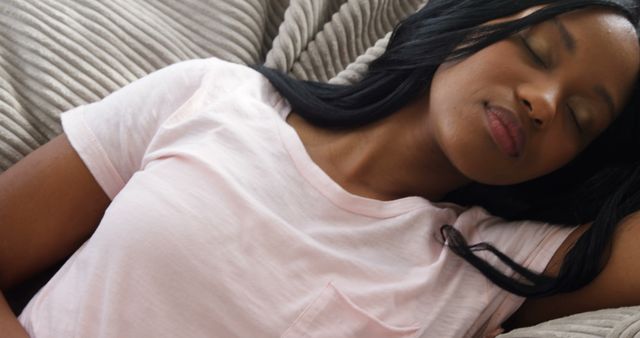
0, 0, 423, 170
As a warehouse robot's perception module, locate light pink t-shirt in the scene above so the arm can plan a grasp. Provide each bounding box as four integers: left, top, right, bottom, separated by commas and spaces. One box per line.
18, 58, 577, 338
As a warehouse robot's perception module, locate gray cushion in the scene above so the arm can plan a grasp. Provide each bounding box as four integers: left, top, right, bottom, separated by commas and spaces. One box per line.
499, 306, 640, 338
0, 0, 423, 170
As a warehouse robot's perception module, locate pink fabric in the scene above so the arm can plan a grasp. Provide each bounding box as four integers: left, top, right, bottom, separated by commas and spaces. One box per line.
18, 58, 577, 338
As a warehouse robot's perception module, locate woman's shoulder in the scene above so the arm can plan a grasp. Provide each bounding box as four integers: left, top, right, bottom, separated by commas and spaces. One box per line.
504, 213, 640, 330
501, 222, 589, 329
159, 57, 270, 90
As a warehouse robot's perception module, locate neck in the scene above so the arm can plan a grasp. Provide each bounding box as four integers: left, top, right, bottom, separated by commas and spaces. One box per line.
286, 97, 471, 202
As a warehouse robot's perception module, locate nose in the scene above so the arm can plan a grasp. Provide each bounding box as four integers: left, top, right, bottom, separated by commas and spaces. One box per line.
516, 80, 561, 129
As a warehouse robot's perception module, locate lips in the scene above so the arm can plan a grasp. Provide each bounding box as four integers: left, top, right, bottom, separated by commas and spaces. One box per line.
484, 105, 526, 158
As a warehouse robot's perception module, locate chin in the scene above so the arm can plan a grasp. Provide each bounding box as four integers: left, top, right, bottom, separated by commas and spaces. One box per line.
454, 160, 529, 186
465, 174, 515, 186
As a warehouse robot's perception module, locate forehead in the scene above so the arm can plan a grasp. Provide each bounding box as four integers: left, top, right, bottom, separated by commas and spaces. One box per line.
551, 9, 639, 111
557, 8, 638, 57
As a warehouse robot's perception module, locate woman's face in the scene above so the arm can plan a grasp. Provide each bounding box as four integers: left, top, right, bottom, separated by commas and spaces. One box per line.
427, 7, 639, 185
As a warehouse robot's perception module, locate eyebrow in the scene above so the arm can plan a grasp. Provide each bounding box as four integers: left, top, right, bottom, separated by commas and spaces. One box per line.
552, 18, 576, 54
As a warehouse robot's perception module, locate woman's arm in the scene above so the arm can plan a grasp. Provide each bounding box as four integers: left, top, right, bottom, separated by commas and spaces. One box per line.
0, 134, 110, 289
1, 291, 28, 337
505, 213, 640, 329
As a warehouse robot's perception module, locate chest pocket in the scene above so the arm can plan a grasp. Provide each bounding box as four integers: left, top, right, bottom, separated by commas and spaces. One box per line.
281, 282, 421, 338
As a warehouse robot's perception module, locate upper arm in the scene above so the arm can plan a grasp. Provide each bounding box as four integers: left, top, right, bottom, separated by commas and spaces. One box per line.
0, 59, 214, 291
0, 60, 218, 291
60, 59, 214, 198
505, 214, 640, 329
0, 134, 110, 290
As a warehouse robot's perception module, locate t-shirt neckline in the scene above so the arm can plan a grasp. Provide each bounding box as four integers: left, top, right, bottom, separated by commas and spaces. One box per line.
274, 99, 446, 219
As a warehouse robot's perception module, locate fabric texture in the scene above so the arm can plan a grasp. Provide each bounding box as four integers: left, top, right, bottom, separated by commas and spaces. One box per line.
500, 306, 640, 338
0, 0, 422, 170
18, 57, 575, 338
1, 0, 638, 336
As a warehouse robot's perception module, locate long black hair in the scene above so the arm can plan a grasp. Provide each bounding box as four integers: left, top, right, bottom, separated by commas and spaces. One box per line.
251, 0, 640, 298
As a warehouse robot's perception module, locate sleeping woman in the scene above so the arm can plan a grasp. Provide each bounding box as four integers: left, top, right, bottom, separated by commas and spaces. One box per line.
1, 0, 639, 337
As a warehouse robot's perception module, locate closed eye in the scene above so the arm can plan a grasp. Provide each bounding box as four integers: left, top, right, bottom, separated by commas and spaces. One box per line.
519, 35, 547, 68
567, 105, 583, 134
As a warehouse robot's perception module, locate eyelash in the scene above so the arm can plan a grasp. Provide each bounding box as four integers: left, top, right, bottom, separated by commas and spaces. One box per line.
518, 35, 583, 134
519, 35, 547, 68
567, 105, 583, 134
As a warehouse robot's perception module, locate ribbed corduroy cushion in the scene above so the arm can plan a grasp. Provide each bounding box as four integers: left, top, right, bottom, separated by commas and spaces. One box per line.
3, 1, 640, 337
0, 0, 424, 170
500, 306, 640, 338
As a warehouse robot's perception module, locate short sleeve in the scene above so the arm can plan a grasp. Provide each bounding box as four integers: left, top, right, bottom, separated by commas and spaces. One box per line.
464, 208, 579, 336
60, 58, 213, 200
475, 214, 577, 276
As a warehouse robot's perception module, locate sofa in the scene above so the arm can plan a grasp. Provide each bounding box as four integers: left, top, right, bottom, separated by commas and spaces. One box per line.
1, 0, 639, 336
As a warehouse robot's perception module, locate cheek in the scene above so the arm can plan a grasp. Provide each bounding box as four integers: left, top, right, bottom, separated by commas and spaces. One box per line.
432, 108, 506, 182
429, 46, 516, 113
431, 62, 479, 102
